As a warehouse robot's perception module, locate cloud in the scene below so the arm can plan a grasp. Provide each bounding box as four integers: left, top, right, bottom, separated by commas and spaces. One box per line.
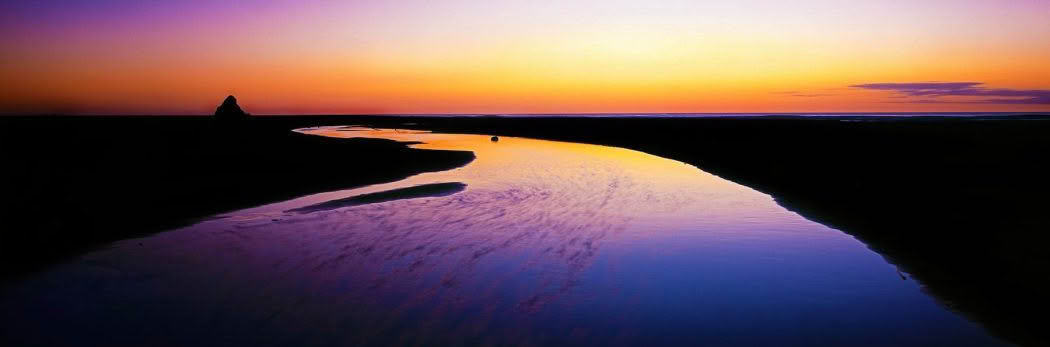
850, 82, 1050, 104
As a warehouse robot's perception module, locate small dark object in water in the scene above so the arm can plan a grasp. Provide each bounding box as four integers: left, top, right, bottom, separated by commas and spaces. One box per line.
491, 136, 499, 142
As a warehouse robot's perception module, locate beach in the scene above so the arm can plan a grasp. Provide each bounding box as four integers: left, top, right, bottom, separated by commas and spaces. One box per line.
0, 116, 475, 279
2, 114, 1048, 345
377, 114, 1050, 345
0, 125, 1008, 346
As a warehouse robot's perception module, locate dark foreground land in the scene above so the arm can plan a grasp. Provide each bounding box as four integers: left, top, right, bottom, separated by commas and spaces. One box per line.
2, 114, 1049, 345
0, 117, 475, 281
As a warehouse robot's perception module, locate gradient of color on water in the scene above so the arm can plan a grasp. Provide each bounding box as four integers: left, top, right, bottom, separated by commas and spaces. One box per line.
0, 127, 1005, 346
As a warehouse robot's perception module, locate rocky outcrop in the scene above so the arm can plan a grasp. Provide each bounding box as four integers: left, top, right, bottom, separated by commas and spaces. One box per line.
214, 95, 249, 118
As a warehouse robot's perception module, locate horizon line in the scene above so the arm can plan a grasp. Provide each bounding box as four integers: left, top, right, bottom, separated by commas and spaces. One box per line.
4, 111, 1049, 117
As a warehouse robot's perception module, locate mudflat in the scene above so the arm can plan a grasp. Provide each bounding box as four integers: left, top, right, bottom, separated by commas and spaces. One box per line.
2, 114, 1048, 345
371, 114, 1050, 346
0, 116, 475, 280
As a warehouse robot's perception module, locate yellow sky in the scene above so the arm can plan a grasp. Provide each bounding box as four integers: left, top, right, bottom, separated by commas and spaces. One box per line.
2, 0, 1048, 114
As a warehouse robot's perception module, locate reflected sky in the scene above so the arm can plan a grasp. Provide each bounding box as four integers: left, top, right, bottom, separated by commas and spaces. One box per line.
0, 128, 1005, 346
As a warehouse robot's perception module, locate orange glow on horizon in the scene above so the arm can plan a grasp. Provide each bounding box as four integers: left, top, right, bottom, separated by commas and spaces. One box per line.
2, 1, 1048, 115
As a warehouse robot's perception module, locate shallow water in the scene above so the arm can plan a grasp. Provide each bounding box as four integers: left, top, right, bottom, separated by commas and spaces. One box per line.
0, 127, 1005, 346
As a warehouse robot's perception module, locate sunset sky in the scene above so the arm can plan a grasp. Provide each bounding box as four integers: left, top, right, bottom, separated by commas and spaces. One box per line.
2, 0, 1048, 115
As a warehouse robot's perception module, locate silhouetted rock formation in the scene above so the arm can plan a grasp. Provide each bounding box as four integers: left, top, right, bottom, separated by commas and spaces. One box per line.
214, 95, 249, 119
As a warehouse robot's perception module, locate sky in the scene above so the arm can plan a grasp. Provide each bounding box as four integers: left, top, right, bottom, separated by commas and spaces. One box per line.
2, 0, 1049, 115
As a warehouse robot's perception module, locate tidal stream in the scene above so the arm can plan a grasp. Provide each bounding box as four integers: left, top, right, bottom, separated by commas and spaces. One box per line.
0, 127, 1005, 346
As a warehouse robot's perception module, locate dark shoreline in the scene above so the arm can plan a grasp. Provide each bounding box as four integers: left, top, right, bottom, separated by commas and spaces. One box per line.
2, 114, 1049, 346
0, 117, 475, 282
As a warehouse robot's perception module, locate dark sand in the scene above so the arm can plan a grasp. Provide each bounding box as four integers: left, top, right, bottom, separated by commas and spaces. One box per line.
2, 114, 1049, 345
0, 117, 475, 281
287, 182, 467, 213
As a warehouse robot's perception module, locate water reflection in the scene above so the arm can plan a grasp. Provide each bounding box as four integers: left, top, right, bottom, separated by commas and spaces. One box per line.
0, 127, 1005, 346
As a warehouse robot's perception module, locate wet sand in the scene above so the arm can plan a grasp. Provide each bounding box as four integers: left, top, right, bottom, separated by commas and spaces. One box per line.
365, 114, 1050, 346
0, 117, 475, 280
2, 114, 1048, 345
287, 182, 467, 213
0, 127, 1005, 346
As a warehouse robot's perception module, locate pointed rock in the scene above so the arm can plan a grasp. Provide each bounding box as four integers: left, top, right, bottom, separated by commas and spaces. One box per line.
214, 95, 249, 118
